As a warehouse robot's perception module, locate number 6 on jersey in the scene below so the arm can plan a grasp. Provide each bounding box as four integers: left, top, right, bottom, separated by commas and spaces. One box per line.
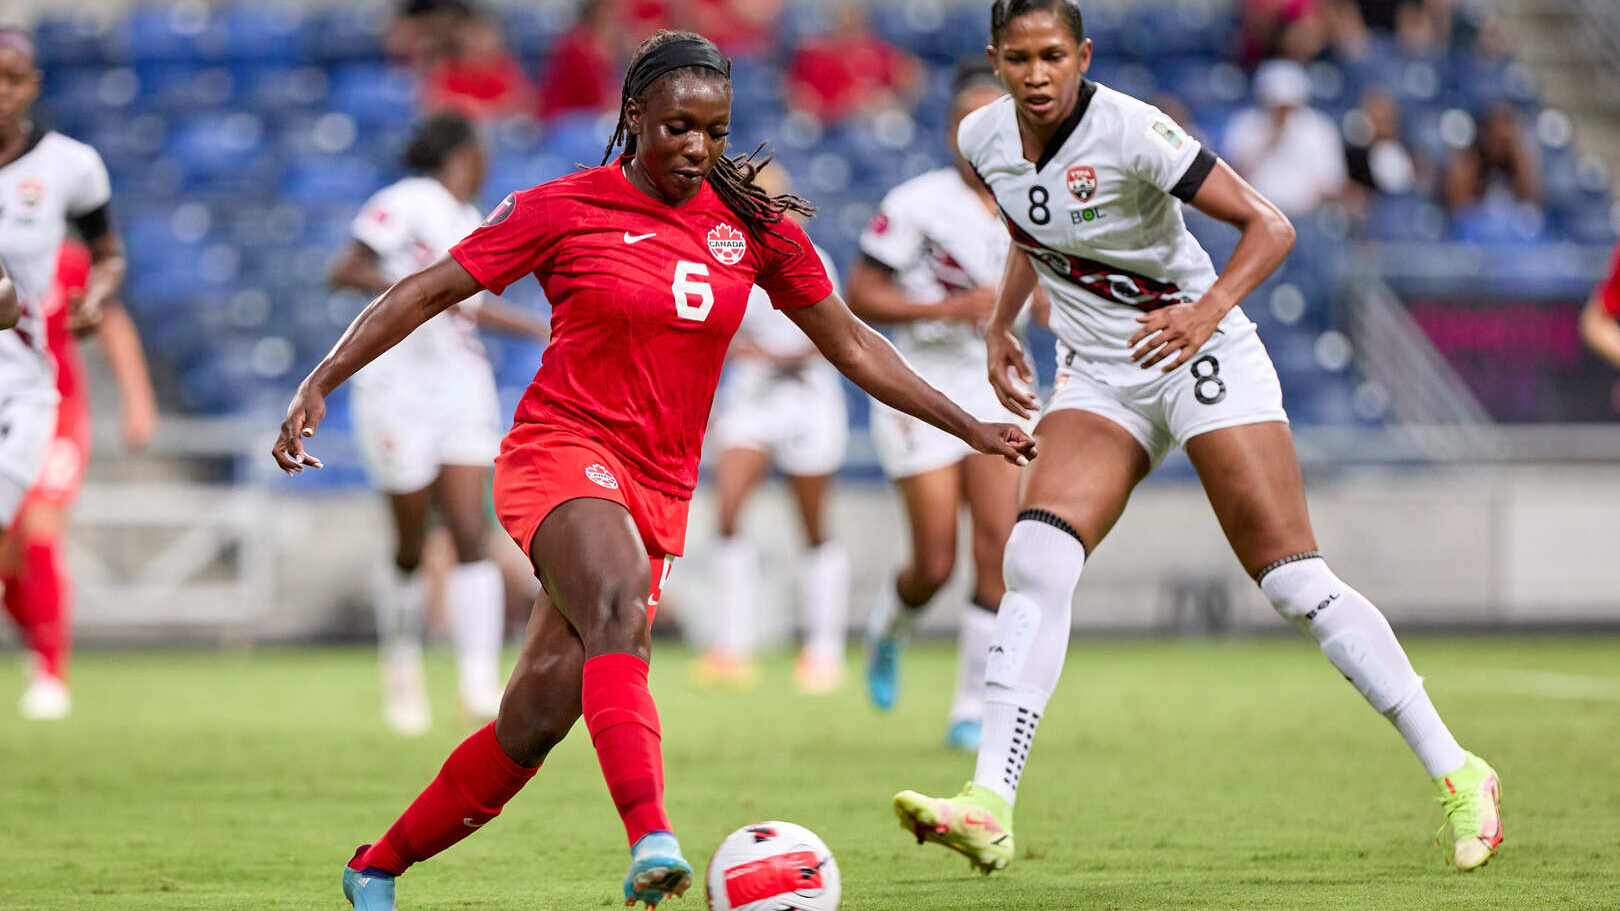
672, 260, 714, 321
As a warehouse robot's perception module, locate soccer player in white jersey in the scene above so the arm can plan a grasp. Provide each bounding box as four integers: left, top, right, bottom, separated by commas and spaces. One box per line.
846, 63, 1041, 752
703, 165, 851, 694
0, 29, 126, 718
892, 0, 1502, 874
329, 113, 549, 735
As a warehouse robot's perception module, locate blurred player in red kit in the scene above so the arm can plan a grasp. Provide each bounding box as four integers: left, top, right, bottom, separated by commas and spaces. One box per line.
273, 29, 1035, 909
2, 241, 154, 720
1580, 242, 1620, 369
0, 30, 134, 721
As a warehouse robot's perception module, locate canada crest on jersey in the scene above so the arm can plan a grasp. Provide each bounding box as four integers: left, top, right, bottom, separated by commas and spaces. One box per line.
707, 222, 747, 265
1066, 165, 1098, 203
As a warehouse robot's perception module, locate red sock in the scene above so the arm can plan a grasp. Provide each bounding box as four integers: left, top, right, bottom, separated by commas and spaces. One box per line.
9, 542, 68, 680
352, 722, 538, 876
581, 652, 671, 846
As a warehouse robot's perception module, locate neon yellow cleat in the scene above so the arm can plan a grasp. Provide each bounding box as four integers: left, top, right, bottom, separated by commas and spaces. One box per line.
1434, 752, 1503, 871
892, 783, 1014, 875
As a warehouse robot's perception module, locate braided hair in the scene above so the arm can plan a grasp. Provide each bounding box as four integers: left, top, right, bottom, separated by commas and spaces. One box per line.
601, 30, 814, 250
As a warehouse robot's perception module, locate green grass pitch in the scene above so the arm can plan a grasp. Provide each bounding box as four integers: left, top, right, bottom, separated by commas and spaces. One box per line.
1, 636, 1617, 909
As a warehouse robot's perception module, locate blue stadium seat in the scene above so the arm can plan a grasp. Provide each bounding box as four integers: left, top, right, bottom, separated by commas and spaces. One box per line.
120, 3, 224, 64
308, 5, 386, 61
221, 3, 312, 62
1365, 194, 1448, 242
35, 15, 122, 67
281, 155, 381, 204
327, 62, 415, 127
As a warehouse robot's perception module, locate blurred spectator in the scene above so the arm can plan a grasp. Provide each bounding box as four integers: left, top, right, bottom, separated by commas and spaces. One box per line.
536, 0, 622, 121
689, 0, 782, 58
387, 0, 475, 71
1443, 103, 1542, 214
786, 2, 921, 124
1241, 0, 1327, 64
1225, 60, 1347, 215
398, 0, 534, 122
1343, 85, 1428, 205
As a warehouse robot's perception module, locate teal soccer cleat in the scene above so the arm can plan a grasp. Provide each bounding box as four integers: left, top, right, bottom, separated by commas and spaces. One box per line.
944, 719, 981, 752
623, 830, 692, 907
866, 637, 901, 710
342, 846, 397, 910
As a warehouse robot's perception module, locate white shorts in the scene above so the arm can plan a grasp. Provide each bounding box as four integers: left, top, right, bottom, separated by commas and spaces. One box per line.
873, 364, 1032, 479
1045, 328, 1288, 466
352, 367, 503, 494
713, 360, 847, 477
0, 391, 59, 527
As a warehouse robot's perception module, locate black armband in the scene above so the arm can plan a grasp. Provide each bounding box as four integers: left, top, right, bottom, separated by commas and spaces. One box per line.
70, 204, 112, 242
1170, 148, 1218, 203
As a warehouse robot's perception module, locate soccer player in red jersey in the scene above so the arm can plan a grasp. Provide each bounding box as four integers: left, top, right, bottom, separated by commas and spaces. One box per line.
272, 30, 1035, 909
0, 240, 154, 720
1581, 241, 1620, 369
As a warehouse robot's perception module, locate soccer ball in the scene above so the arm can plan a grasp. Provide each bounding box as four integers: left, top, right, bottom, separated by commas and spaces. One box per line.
705, 821, 840, 911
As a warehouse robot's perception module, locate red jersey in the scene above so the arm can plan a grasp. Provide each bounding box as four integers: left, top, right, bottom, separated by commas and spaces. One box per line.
451, 159, 834, 498
41, 241, 90, 412
1599, 242, 1620, 319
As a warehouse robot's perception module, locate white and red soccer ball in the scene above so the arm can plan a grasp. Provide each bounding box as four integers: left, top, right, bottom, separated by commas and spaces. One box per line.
706, 821, 840, 911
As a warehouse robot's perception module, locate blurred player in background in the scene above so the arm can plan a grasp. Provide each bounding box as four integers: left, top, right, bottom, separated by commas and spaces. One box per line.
330, 112, 549, 735
1580, 242, 1620, 368
275, 30, 1033, 908
893, 0, 1501, 876
846, 62, 1040, 751
2, 241, 152, 721
702, 163, 850, 694
0, 29, 127, 721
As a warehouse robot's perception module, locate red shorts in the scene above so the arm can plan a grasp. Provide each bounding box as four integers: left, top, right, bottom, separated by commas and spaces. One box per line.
26, 389, 89, 508
493, 422, 690, 616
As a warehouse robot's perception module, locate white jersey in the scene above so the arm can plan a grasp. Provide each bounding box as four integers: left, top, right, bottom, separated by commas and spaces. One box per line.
957, 82, 1253, 386
0, 131, 111, 395
857, 167, 1007, 379
350, 176, 489, 389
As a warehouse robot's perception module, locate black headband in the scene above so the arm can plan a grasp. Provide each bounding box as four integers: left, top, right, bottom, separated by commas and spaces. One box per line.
623, 36, 730, 103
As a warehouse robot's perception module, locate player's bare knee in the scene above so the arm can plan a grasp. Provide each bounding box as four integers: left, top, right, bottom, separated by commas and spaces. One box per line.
914, 549, 956, 597
576, 587, 652, 656
447, 522, 488, 565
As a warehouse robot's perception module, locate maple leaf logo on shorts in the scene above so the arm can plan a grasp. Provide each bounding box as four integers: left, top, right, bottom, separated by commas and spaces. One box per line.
707, 222, 747, 265
584, 463, 619, 490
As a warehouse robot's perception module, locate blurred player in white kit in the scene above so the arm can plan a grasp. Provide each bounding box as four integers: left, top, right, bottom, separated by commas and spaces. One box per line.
0, 27, 126, 720
329, 113, 549, 734
845, 63, 1043, 750
702, 165, 851, 693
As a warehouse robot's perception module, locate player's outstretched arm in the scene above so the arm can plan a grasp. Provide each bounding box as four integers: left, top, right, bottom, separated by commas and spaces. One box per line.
986, 241, 1040, 418
0, 262, 17, 330
97, 302, 158, 451
272, 255, 483, 475
71, 228, 128, 338
787, 292, 1036, 467
475, 298, 550, 342
1580, 293, 1620, 369
1129, 161, 1295, 373
845, 257, 996, 326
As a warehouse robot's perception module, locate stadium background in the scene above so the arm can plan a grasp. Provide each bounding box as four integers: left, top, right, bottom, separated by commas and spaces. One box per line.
9, 0, 1620, 648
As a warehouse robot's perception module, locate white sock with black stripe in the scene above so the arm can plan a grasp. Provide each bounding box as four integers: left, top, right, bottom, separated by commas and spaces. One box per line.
971, 512, 1085, 806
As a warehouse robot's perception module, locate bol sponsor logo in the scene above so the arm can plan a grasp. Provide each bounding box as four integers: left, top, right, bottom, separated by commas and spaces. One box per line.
584, 463, 619, 490
707, 223, 747, 265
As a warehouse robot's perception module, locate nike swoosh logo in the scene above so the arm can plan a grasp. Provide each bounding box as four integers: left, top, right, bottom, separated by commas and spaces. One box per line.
463, 817, 485, 828
623, 231, 656, 244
